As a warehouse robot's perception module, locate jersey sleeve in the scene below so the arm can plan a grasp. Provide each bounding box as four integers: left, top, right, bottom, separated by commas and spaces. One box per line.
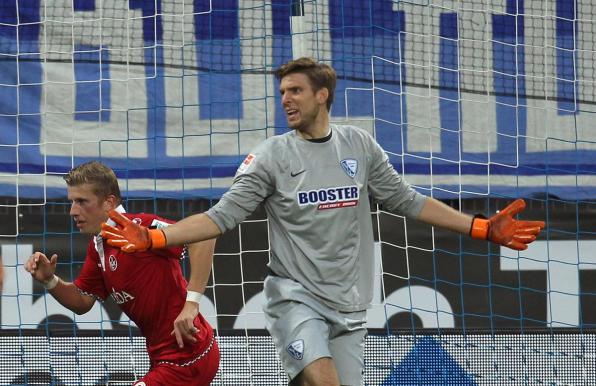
146, 215, 185, 259
365, 132, 427, 218
73, 242, 109, 300
205, 143, 275, 233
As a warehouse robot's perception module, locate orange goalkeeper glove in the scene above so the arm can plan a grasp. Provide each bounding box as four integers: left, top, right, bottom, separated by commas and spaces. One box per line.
470, 199, 545, 251
100, 209, 167, 253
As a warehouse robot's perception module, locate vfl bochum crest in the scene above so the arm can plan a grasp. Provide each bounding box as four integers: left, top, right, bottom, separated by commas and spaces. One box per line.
287, 339, 304, 360
340, 158, 358, 178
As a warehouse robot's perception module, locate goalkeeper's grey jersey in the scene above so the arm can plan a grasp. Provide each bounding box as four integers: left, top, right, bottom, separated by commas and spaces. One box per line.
206, 124, 426, 312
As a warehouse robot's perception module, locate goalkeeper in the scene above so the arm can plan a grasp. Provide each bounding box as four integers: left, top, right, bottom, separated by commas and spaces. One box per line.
24, 161, 219, 386
102, 58, 545, 386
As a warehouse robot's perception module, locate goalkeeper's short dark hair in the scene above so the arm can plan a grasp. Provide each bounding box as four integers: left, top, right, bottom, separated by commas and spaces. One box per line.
274, 57, 336, 111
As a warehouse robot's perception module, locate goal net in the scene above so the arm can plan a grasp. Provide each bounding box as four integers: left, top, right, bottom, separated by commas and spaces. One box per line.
1, 0, 595, 385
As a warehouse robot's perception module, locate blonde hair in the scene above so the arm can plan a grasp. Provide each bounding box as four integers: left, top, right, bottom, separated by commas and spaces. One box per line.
274, 57, 337, 111
63, 161, 121, 203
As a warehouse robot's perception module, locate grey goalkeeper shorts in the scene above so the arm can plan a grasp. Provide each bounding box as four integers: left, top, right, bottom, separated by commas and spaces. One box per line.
263, 275, 367, 386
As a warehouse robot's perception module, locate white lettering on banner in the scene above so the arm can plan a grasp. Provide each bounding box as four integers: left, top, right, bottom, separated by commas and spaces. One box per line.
2, 242, 594, 330
21, 0, 596, 169
0, 244, 219, 331
523, 0, 594, 153
40, 3, 149, 159
397, 2, 498, 155
0, 244, 113, 330
234, 243, 456, 329
396, 1, 596, 157
501, 240, 596, 327
234, 241, 596, 330
164, 0, 277, 158
366, 244, 455, 328
290, 0, 332, 60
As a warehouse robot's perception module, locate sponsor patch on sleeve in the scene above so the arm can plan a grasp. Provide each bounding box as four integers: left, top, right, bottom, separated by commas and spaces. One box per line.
287, 339, 304, 360
237, 153, 256, 174
150, 219, 170, 229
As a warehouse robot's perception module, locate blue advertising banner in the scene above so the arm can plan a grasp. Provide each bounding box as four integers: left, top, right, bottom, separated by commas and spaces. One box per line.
0, 0, 594, 199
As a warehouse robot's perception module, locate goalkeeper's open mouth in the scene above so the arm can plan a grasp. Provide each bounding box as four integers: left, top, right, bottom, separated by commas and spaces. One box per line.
286, 108, 298, 119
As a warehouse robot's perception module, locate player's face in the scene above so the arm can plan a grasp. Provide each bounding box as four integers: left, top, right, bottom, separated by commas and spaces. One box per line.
67, 183, 112, 235
279, 73, 327, 133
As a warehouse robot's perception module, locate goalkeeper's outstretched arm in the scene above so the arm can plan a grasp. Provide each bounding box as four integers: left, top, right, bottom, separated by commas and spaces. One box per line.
167, 213, 222, 246
416, 197, 474, 235
416, 197, 545, 251
101, 210, 221, 252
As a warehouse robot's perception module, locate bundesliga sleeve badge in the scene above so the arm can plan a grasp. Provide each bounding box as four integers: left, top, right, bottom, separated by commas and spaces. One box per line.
237, 153, 256, 174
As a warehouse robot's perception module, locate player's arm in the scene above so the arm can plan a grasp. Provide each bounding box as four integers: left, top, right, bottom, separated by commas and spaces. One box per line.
101, 162, 273, 250
416, 197, 474, 234
416, 197, 545, 251
101, 211, 220, 252
365, 132, 544, 251
172, 238, 216, 348
185, 238, 216, 295
165, 214, 222, 246
102, 148, 274, 253
24, 252, 95, 315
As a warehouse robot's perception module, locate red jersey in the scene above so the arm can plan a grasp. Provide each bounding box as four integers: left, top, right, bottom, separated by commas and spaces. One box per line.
73, 212, 214, 364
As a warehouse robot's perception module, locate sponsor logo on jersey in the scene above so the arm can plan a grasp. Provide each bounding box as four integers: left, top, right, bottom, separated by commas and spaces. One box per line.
132, 217, 142, 225
297, 185, 359, 210
237, 153, 255, 174
287, 339, 304, 360
108, 255, 118, 271
340, 158, 358, 178
290, 169, 306, 177
111, 288, 134, 305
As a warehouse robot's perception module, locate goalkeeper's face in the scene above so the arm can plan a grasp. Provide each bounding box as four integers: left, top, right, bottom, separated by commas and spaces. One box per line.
67, 183, 114, 235
280, 73, 327, 133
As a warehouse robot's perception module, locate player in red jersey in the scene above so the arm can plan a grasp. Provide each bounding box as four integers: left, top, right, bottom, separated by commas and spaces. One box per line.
24, 161, 219, 385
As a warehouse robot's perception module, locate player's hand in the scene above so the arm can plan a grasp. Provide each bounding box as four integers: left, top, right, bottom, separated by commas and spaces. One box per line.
24, 252, 58, 284
471, 199, 545, 251
171, 301, 200, 348
100, 210, 165, 253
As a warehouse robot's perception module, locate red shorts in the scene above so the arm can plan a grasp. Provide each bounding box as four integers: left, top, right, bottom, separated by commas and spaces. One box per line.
132, 337, 219, 386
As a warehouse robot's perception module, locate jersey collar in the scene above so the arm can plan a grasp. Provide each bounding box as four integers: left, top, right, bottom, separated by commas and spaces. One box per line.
94, 205, 126, 271
104, 205, 126, 228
